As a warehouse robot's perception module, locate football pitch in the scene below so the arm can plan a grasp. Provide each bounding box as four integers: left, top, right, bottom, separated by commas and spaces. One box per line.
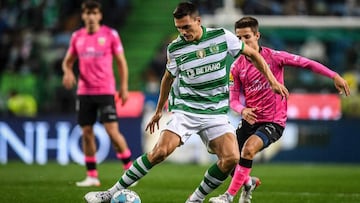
1, 161, 360, 203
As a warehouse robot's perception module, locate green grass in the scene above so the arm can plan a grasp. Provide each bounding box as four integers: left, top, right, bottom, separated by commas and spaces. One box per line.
1, 161, 360, 203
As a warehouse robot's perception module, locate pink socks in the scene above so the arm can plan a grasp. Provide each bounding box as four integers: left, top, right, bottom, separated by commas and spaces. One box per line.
227, 164, 252, 196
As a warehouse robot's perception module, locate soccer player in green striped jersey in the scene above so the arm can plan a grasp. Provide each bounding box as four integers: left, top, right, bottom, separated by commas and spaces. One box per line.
84, 2, 288, 203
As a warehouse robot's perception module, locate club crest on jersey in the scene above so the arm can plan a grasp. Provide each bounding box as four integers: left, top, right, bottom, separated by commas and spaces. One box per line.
209, 43, 219, 54
196, 49, 206, 59
229, 72, 234, 86
98, 37, 106, 45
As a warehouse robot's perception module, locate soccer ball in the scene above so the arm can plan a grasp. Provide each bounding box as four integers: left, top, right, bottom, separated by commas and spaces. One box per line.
111, 189, 141, 203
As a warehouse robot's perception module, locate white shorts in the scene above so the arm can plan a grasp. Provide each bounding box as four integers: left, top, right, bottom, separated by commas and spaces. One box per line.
164, 112, 235, 150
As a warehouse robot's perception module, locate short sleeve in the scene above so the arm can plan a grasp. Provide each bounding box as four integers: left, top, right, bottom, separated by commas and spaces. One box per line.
166, 48, 178, 77
111, 29, 124, 54
224, 29, 243, 58
67, 33, 78, 56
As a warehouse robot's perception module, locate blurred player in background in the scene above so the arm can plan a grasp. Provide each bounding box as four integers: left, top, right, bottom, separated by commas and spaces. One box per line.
83, 2, 288, 203
62, 0, 134, 187
209, 16, 350, 203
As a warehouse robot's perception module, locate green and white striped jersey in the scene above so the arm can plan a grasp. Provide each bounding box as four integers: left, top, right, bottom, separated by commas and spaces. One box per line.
166, 26, 244, 116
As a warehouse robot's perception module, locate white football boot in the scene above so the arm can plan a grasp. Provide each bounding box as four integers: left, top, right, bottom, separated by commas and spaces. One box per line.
76, 176, 100, 187
209, 192, 233, 203
84, 191, 112, 203
185, 199, 203, 203
239, 177, 261, 203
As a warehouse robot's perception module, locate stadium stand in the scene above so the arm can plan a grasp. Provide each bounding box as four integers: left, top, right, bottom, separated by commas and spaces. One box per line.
0, 0, 359, 116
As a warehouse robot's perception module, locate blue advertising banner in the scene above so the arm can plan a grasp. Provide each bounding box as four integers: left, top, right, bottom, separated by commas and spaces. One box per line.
0, 115, 143, 165
273, 118, 360, 163
1, 115, 359, 164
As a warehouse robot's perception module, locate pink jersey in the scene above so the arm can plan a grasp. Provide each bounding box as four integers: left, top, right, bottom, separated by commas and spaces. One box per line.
67, 25, 124, 95
229, 47, 337, 127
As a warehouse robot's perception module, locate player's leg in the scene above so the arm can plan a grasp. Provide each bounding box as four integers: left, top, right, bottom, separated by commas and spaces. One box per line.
100, 95, 133, 170
227, 134, 263, 196
76, 96, 100, 187
84, 112, 195, 203
111, 130, 181, 189
209, 120, 257, 203
237, 123, 283, 203
103, 121, 133, 169
84, 130, 182, 203
187, 119, 239, 203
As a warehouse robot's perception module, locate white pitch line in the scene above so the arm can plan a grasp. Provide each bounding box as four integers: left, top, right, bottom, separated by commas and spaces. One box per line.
262, 191, 360, 197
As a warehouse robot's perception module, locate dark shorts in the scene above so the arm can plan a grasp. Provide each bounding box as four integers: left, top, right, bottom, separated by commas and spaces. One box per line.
236, 120, 284, 152
76, 95, 118, 126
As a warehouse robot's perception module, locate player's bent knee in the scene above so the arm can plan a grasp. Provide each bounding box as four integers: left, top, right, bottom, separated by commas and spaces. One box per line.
149, 147, 170, 164
228, 153, 240, 165
241, 146, 257, 159
219, 154, 239, 172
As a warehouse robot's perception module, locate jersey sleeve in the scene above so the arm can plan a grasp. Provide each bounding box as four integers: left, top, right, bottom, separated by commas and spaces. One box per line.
229, 59, 245, 114
224, 29, 244, 58
67, 32, 78, 56
275, 50, 337, 79
111, 29, 124, 54
166, 48, 178, 77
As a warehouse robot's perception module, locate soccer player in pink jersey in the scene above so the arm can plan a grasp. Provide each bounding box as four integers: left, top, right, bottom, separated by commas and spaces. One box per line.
209, 17, 350, 203
62, 0, 134, 187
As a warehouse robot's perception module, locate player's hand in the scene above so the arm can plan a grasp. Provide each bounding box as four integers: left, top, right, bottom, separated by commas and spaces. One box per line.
118, 88, 129, 106
334, 74, 350, 96
145, 112, 162, 134
242, 107, 257, 125
271, 81, 289, 99
62, 72, 76, 90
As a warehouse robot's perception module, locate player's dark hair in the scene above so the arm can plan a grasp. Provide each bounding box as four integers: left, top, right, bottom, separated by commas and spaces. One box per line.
173, 2, 199, 19
235, 16, 259, 34
81, 0, 102, 12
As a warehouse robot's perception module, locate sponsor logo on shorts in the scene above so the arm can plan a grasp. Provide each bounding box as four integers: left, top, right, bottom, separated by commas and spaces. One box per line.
265, 124, 276, 135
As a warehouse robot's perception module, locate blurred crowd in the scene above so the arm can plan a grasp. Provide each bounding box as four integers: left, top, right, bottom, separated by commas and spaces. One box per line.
0, 0, 359, 117
0, 0, 131, 116
193, 0, 360, 16
236, 0, 360, 16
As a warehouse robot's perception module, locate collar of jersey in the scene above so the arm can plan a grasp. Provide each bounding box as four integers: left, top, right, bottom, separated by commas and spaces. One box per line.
180, 26, 206, 45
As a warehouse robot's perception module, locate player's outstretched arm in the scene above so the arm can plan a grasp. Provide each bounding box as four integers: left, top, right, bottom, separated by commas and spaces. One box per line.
279, 51, 351, 97
333, 74, 351, 96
